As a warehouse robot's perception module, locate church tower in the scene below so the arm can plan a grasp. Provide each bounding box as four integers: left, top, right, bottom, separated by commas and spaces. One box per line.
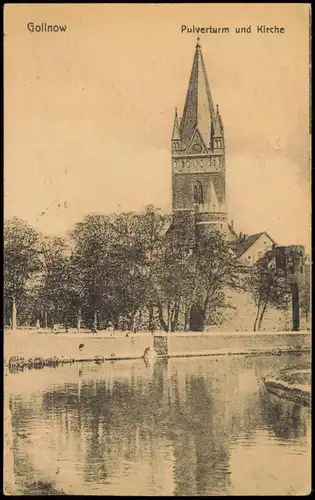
172, 39, 227, 239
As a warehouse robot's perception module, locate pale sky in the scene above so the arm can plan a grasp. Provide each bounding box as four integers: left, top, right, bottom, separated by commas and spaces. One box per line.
4, 3, 311, 249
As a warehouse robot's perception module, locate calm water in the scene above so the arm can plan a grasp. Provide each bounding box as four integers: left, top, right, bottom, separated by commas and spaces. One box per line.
5, 353, 311, 496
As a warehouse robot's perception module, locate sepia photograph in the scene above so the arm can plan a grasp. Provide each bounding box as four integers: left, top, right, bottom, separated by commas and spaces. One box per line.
4, 3, 311, 496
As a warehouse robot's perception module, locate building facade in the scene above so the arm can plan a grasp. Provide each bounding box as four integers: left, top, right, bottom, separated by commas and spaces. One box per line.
171, 39, 228, 240
229, 232, 276, 266
169, 41, 308, 331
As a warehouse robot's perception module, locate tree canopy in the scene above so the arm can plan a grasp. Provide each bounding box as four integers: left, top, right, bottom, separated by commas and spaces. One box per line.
5, 210, 303, 332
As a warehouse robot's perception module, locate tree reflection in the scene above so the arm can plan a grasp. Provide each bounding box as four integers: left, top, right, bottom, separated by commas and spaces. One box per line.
8, 355, 311, 495
259, 388, 309, 441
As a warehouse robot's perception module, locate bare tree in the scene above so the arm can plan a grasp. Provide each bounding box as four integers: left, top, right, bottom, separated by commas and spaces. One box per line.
190, 231, 246, 331
248, 250, 291, 331
153, 240, 195, 332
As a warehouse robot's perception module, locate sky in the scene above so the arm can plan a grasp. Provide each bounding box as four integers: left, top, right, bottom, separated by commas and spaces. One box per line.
4, 3, 311, 249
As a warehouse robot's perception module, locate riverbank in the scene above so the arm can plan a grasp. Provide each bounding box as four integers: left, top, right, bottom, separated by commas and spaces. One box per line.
4, 330, 311, 371
264, 367, 311, 407
4, 331, 152, 368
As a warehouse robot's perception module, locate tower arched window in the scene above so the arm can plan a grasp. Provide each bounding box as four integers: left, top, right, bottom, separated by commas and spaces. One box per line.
193, 181, 204, 204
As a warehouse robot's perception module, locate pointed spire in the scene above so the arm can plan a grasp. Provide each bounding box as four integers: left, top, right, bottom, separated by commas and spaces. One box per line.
217, 104, 224, 134
172, 108, 181, 141
180, 41, 215, 148
209, 179, 220, 212
198, 179, 222, 213
213, 104, 224, 138
213, 105, 222, 137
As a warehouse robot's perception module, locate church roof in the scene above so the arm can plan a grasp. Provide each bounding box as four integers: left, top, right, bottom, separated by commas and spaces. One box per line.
200, 179, 221, 213
213, 105, 223, 138
172, 108, 181, 140
180, 40, 215, 149
229, 232, 276, 258
217, 105, 224, 134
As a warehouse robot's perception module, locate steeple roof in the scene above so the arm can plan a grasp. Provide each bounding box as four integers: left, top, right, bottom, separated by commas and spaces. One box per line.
198, 179, 222, 213
213, 104, 223, 137
208, 178, 221, 212
216, 104, 224, 133
172, 108, 181, 140
180, 39, 215, 149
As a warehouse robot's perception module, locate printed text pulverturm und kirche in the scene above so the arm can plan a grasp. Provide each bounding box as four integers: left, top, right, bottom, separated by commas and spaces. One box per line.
181, 25, 285, 34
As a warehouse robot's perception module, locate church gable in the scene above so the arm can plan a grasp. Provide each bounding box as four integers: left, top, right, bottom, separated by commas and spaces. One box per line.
230, 232, 276, 265
186, 127, 208, 155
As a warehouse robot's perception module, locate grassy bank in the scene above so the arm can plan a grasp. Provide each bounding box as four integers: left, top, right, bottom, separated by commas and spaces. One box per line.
264, 366, 311, 407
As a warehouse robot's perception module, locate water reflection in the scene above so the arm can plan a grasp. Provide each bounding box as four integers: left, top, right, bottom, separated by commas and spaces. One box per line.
6, 353, 311, 496
260, 390, 308, 442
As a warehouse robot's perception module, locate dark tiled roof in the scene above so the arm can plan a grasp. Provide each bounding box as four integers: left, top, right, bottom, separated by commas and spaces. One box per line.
229, 232, 276, 258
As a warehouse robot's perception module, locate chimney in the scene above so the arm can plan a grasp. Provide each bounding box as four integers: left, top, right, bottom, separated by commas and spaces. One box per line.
231, 220, 234, 230
243, 234, 247, 241
239, 232, 243, 240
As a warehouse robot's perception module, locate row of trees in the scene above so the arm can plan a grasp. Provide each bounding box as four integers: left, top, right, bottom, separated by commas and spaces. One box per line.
4, 206, 310, 332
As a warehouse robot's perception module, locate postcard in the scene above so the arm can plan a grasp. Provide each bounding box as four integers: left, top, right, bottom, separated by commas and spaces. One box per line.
4, 3, 311, 496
